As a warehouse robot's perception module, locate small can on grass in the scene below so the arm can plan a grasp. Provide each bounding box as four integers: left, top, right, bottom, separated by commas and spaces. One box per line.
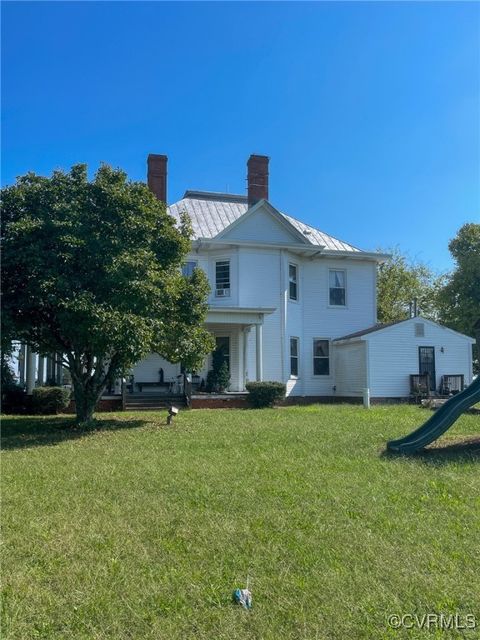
232, 588, 252, 609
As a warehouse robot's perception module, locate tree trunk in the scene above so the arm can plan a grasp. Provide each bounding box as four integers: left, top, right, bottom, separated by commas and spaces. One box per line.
71, 377, 105, 423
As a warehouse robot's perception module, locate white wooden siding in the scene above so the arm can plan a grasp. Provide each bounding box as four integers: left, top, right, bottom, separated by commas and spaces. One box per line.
222, 208, 299, 244
132, 354, 180, 385
299, 258, 376, 396
334, 342, 367, 397
366, 319, 474, 397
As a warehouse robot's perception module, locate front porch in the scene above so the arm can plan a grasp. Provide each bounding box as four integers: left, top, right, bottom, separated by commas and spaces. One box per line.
129, 306, 276, 396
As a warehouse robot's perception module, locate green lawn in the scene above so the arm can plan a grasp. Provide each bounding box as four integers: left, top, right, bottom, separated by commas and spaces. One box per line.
2, 405, 479, 639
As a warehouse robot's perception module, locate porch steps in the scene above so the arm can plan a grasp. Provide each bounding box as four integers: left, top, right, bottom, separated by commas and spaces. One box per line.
125, 394, 187, 412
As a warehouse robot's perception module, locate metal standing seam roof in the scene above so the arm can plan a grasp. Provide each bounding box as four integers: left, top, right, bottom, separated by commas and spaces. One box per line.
167, 191, 362, 253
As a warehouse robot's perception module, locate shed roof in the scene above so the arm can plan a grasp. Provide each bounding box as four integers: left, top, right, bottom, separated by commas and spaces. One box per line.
334, 317, 476, 342
167, 191, 362, 253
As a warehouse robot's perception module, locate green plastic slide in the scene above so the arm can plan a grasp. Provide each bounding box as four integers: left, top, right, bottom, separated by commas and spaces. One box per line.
387, 377, 480, 454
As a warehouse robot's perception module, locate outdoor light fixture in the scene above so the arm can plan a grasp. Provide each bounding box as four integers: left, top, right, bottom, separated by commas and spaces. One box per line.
440, 347, 445, 353
167, 405, 179, 425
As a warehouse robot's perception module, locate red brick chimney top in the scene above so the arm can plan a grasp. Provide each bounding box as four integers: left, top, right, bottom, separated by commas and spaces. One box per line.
147, 154, 168, 203
247, 154, 269, 206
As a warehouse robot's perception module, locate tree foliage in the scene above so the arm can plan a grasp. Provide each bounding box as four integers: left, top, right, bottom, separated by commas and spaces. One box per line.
376, 247, 439, 323
1, 164, 215, 421
436, 223, 480, 339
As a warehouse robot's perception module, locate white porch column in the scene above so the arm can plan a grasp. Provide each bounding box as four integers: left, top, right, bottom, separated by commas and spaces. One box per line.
238, 329, 244, 392
256, 323, 263, 382
26, 346, 36, 394
243, 326, 251, 389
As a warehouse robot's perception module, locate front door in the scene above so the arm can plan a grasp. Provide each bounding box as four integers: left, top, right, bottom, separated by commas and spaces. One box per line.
419, 346, 436, 391
215, 336, 230, 372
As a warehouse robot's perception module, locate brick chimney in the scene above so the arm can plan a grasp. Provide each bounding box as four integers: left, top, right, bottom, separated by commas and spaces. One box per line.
247, 154, 269, 206
147, 154, 168, 203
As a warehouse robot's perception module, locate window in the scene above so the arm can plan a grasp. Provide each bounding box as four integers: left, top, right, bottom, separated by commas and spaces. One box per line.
313, 339, 330, 375
329, 270, 346, 306
215, 260, 230, 296
290, 337, 299, 377
289, 264, 298, 301
182, 261, 197, 277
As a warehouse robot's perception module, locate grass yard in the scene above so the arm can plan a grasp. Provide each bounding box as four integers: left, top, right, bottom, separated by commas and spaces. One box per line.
2, 405, 480, 639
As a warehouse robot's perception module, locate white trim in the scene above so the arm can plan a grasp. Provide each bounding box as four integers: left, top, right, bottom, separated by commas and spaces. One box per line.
321, 250, 390, 262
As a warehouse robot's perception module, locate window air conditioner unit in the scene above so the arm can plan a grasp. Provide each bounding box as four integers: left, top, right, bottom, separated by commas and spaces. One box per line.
216, 288, 229, 297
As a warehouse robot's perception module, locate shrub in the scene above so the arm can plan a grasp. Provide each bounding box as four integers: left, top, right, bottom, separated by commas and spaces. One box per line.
216, 362, 230, 392
2, 384, 29, 414
246, 381, 286, 408
206, 348, 231, 393
31, 386, 71, 415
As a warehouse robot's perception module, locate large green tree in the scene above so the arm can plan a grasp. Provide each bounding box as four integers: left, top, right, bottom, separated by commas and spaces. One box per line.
1, 164, 214, 422
376, 247, 439, 323
437, 223, 480, 338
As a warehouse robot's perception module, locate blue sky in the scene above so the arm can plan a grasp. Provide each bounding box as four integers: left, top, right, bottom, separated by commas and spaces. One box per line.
2, 1, 479, 271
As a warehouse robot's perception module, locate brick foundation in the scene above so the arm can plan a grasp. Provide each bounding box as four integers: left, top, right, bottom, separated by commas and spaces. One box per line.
191, 396, 250, 409
66, 396, 123, 414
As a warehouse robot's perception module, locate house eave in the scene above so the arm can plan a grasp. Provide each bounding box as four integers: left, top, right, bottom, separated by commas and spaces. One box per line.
192, 238, 325, 255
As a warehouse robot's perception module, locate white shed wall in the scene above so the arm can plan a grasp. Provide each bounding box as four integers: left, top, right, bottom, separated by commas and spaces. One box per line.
366, 320, 473, 397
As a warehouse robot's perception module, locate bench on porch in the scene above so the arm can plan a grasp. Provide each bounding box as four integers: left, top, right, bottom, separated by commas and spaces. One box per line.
134, 381, 174, 393
410, 374, 430, 399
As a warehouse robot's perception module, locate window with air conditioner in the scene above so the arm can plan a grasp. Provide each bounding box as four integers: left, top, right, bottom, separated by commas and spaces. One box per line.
215, 260, 230, 297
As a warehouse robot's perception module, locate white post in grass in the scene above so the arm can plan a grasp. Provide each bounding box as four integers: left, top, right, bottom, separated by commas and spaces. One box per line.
363, 387, 370, 409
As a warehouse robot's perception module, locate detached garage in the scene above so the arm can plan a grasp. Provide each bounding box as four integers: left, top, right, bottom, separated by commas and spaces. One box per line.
333, 317, 475, 401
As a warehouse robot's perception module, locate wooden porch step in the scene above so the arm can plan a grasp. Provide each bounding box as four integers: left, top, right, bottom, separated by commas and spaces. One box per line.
125, 395, 187, 411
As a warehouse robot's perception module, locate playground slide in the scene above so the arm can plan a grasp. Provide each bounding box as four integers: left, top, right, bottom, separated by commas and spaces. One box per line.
387, 377, 480, 454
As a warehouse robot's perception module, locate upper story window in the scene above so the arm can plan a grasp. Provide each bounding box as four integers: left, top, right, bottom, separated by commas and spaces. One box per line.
290, 337, 299, 377
313, 339, 330, 375
182, 261, 197, 277
215, 260, 230, 297
329, 270, 346, 306
289, 264, 298, 301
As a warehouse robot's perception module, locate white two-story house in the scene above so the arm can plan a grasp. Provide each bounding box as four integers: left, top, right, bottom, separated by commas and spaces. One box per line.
131, 153, 474, 402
